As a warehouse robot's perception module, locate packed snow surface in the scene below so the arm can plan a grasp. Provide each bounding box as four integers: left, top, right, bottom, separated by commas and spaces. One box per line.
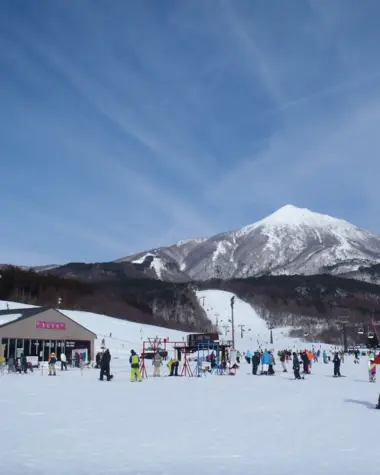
1, 355, 378, 475
0, 296, 362, 474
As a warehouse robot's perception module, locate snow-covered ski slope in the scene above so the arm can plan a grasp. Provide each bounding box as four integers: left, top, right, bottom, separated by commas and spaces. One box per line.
0, 290, 332, 357
0, 354, 378, 475
197, 289, 311, 350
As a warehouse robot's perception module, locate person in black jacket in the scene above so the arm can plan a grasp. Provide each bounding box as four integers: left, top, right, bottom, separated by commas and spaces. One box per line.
301, 351, 309, 374
280, 351, 287, 373
20, 353, 28, 374
333, 353, 341, 377
100, 349, 112, 381
293, 352, 302, 380
252, 351, 261, 375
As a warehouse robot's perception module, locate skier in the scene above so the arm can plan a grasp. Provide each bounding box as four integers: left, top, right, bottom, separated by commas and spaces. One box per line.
130, 350, 142, 382
152, 351, 163, 377
252, 351, 260, 375
48, 352, 57, 376
369, 359, 376, 382
236, 351, 241, 364
99, 349, 112, 381
333, 352, 341, 377
323, 351, 329, 364
292, 352, 302, 380
246, 350, 252, 364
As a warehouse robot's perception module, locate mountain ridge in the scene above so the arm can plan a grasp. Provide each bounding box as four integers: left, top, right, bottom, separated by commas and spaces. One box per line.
116, 205, 380, 282
4, 205, 380, 284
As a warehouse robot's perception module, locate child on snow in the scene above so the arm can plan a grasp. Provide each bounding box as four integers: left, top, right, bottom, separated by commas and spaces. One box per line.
48, 353, 57, 376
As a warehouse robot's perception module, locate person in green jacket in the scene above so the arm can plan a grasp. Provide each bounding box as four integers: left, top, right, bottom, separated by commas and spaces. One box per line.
167, 358, 179, 376
129, 350, 142, 382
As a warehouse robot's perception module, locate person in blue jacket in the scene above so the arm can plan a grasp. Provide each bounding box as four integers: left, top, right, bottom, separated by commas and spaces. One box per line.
261, 350, 271, 375
246, 351, 253, 364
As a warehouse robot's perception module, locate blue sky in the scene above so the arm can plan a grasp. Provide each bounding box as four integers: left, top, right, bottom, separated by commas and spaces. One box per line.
1, 0, 380, 266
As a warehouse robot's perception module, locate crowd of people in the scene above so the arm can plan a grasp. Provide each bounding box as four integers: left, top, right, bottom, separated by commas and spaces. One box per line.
236, 348, 350, 380
2, 344, 379, 396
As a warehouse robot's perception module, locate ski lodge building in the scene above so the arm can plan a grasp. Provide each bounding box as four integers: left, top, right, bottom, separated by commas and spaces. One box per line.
0, 307, 97, 362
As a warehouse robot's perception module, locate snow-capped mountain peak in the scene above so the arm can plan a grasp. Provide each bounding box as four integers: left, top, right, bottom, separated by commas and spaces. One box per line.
237, 205, 357, 237
116, 205, 380, 281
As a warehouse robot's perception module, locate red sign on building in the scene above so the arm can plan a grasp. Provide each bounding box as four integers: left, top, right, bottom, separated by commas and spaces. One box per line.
36, 321, 66, 330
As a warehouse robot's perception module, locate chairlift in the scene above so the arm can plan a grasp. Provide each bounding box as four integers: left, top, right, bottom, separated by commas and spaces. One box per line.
304, 332, 309, 337
368, 331, 375, 339
357, 328, 364, 335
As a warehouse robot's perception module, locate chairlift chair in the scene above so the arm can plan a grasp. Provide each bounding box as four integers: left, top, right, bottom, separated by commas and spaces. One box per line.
357, 328, 364, 335
304, 331, 309, 337
368, 331, 374, 339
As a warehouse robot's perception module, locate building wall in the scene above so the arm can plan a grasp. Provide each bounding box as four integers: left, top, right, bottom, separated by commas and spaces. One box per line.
0, 309, 95, 358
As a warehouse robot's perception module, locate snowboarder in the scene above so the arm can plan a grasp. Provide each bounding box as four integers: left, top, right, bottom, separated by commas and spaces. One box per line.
292, 352, 302, 380
99, 349, 112, 381
130, 350, 142, 382
333, 353, 341, 377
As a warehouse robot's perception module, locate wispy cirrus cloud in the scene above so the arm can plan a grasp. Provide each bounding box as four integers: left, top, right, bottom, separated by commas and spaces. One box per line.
1, 0, 380, 265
